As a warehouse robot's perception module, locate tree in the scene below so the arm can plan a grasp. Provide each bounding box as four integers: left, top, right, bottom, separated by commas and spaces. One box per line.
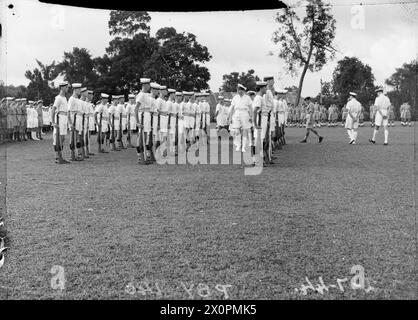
24, 60, 58, 104
108, 11, 151, 37
332, 57, 376, 109
221, 69, 260, 92
316, 80, 338, 107
0, 85, 27, 99
147, 27, 212, 90
98, 13, 212, 93
272, 0, 336, 106
53, 47, 99, 87
385, 60, 417, 119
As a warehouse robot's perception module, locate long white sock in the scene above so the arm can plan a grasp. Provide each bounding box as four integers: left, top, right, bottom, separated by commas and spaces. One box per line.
353, 131, 358, 141
242, 136, 248, 150
384, 128, 388, 143
347, 130, 353, 140
372, 129, 378, 141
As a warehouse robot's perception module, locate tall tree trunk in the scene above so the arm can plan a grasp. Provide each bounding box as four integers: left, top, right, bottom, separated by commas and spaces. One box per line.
295, 47, 313, 107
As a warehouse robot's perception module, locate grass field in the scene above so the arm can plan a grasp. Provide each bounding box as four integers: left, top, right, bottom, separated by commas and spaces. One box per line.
0, 122, 416, 300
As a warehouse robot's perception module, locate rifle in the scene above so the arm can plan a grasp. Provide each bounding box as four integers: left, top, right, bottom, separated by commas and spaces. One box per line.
127, 112, 131, 143
110, 113, 115, 144
70, 112, 76, 150
149, 111, 154, 153
81, 113, 85, 148
54, 111, 61, 152
97, 112, 102, 147
175, 112, 179, 151
119, 112, 123, 142
266, 111, 272, 163
141, 111, 147, 160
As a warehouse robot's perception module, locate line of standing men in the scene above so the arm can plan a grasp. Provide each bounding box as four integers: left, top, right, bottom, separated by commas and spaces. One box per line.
0, 98, 50, 143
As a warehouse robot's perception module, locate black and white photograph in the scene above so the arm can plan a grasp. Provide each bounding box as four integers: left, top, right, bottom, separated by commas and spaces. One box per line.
0, 0, 417, 306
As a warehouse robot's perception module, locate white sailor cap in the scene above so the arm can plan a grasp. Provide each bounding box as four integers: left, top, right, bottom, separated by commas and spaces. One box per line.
150, 82, 160, 89
218, 95, 224, 99
59, 81, 69, 87
128, 94, 135, 99
247, 90, 256, 95
195, 93, 201, 97
140, 78, 151, 84
37, 100, 43, 104
72, 83, 82, 88
101, 93, 109, 98
159, 85, 167, 90
118, 95, 125, 99
182, 91, 191, 95
256, 81, 267, 87
349, 92, 357, 97
28, 100, 34, 103
87, 90, 93, 94
237, 84, 247, 90
175, 92, 183, 96
375, 86, 383, 93
263, 76, 274, 81
5, 97, 14, 101
168, 89, 176, 93
80, 87, 87, 92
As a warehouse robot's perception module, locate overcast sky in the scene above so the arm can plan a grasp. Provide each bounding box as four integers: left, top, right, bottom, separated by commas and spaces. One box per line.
1, 0, 417, 95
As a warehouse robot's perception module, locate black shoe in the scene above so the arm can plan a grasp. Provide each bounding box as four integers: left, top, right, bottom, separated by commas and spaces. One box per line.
319, 136, 323, 143
369, 139, 375, 144
383, 143, 388, 146
349, 140, 354, 144
300, 139, 307, 143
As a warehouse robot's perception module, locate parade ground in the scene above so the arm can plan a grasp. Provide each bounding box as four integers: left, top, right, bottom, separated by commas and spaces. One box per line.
0, 123, 416, 300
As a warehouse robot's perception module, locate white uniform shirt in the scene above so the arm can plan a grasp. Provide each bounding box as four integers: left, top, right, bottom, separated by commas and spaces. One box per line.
346, 98, 362, 119
278, 99, 287, 113
67, 96, 80, 123
374, 94, 391, 117
231, 94, 252, 112
263, 89, 274, 110
136, 92, 152, 112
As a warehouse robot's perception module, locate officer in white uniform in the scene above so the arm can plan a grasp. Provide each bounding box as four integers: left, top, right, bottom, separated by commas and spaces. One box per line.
369, 87, 391, 145
135, 78, 153, 163
125, 94, 136, 148
68, 83, 84, 161
229, 84, 253, 152
116, 95, 127, 149
345, 92, 361, 144
51, 81, 70, 164
95, 93, 110, 153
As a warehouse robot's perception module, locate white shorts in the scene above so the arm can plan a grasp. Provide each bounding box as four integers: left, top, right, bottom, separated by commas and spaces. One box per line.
129, 116, 136, 130
260, 114, 269, 140
55, 114, 68, 135
189, 116, 195, 129
142, 112, 151, 133
169, 115, 177, 134
113, 118, 121, 131
178, 119, 184, 134
88, 116, 95, 131
231, 110, 252, 130
152, 114, 159, 134
278, 113, 285, 126
344, 116, 359, 129
74, 115, 83, 133
100, 120, 109, 133
374, 113, 388, 127
122, 118, 127, 130
159, 114, 168, 133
